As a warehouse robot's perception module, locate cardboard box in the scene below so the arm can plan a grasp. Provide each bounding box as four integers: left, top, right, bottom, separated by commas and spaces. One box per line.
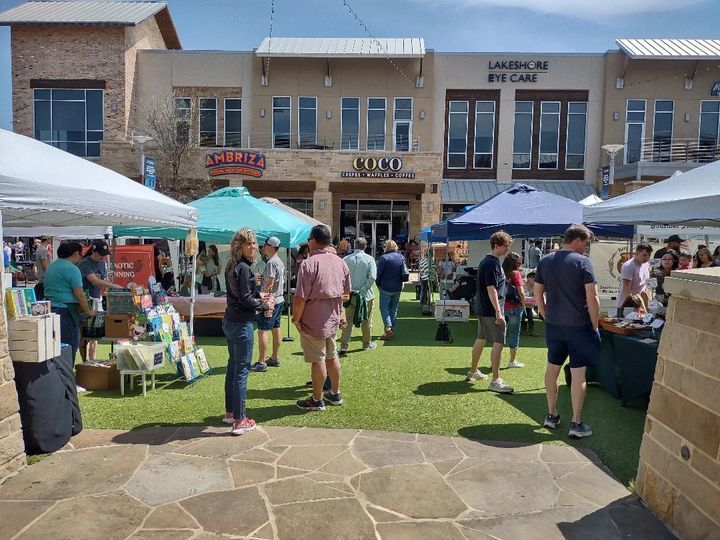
76, 363, 121, 391
105, 315, 132, 339
434, 299, 471, 323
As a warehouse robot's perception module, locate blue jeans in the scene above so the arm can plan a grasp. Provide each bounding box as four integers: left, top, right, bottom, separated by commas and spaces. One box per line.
379, 289, 401, 329
222, 319, 254, 420
53, 307, 79, 362
505, 307, 524, 350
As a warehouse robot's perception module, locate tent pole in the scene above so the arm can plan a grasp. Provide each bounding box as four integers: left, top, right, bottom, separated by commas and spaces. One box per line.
283, 247, 294, 341
189, 252, 197, 337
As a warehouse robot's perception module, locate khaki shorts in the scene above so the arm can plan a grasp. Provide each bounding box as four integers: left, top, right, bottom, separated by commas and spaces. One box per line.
300, 332, 337, 364
477, 316, 507, 345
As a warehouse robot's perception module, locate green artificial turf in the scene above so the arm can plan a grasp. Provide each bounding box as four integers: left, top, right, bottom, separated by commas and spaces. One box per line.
79, 290, 647, 486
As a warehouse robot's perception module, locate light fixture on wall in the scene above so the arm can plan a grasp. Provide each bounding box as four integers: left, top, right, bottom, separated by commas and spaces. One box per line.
319, 200, 326, 210
110, 101, 119, 112
415, 76, 424, 88
427, 201, 434, 212
612, 112, 620, 121
684, 78, 693, 90
616, 77, 624, 89
260, 108, 265, 118
326, 110, 332, 119
685, 112, 691, 122
261, 74, 268, 87
17, 99, 26, 109
324, 75, 333, 87
419, 110, 425, 120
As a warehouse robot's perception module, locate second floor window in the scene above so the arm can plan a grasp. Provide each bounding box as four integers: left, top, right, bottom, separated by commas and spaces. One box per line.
224, 98, 242, 147
393, 97, 413, 151
298, 97, 317, 147
625, 99, 646, 164
566, 102, 587, 170
512, 101, 533, 169
33, 88, 103, 158
539, 101, 560, 169
447, 101, 468, 168
175, 97, 191, 144
199, 98, 217, 146
273, 96, 291, 148
367, 98, 386, 150
341, 97, 360, 150
653, 100, 674, 162
474, 101, 495, 169
699, 101, 720, 160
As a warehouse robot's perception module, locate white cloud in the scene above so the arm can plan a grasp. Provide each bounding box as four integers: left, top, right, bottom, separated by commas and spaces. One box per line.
416, 0, 708, 19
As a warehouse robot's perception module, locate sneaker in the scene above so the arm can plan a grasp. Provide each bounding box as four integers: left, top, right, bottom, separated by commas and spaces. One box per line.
569, 422, 592, 438
231, 417, 256, 436
364, 342, 378, 351
543, 413, 561, 429
249, 362, 267, 373
222, 413, 235, 425
266, 358, 280, 367
466, 369, 489, 382
76, 385, 87, 393
339, 346, 349, 355
507, 360, 525, 368
296, 396, 325, 411
323, 390, 344, 406
305, 380, 313, 387
489, 378, 514, 394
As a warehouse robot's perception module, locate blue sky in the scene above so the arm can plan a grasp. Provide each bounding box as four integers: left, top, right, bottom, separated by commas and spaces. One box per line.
1, 0, 720, 130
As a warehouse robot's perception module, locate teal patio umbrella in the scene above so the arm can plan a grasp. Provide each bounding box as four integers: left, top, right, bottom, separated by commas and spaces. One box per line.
115, 187, 313, 247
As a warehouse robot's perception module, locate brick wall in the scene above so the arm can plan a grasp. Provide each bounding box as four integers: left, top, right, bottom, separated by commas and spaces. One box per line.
636, 269, 720, 538
0, 292, 26, 479
11, 25, 127, 141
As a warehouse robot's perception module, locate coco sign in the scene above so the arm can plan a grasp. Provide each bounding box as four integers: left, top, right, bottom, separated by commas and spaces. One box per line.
341, 156, 415, 179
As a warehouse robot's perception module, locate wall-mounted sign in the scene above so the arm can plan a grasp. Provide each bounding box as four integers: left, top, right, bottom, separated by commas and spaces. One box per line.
341, 156, 416, 179
205, 151, 266, 177
711, 81, 720, 97
488, 60, 549, 83
601, 166, 610, 200
143, 156, 156, 190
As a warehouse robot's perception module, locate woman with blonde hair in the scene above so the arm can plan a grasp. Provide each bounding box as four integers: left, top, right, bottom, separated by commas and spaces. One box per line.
222, 228, 274, 435
376, 239, 407, 339
695, 247, 717, 268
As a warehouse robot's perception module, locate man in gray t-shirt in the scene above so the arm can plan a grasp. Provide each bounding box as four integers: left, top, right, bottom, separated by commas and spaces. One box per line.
251, 236, 286, 372
33, 237, 52, 299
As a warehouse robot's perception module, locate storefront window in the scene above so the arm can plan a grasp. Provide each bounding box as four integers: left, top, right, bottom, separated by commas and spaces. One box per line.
393, 97, 413, 151
512, 101, 533, 169
273, 96, 291, 148
474, 101, 495, 169
33, 88, 103, 157
441, 204, 468, 221
565, 102, 587, 170
341, 97, 360, 150
447, 101, 468, 168
367, 98, 386, 150
199, 98, 217, 146
224, 98, 242, 147
539, 101, 560, 169
175, 97, 191, 145
625, 99, 646, 164
699, 101, 720, 161
339, 200, 410, 253
298, 96, 317, 147
278, 198, 313, 218
652, 100, 674, 162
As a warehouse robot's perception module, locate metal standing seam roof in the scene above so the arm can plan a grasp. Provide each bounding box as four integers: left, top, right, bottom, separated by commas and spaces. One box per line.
441, 180, 596, 204
617, 38, 720, 60
255, 37, 425, 58
0, 1, 166, 25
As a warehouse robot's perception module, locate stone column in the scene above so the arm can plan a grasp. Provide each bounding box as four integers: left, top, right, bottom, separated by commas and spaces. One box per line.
0, 293, 26, 479
635, 268, 720, 539
313, 180, 332, 230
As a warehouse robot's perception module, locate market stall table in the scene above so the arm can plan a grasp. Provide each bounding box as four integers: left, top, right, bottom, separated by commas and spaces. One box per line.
167, 294, 226, 317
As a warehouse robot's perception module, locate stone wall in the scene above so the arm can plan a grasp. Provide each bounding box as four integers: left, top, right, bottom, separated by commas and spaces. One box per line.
636, 268, 720, 538
0, 291, 26, 479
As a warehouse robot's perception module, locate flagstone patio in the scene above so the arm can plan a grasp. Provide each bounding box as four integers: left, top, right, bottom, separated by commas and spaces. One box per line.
0, 426, 675, 540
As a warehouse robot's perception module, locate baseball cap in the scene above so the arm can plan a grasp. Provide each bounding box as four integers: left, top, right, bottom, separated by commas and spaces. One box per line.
264, 236, 281, 248
665, 234, 683, 243
91, 240, 111, 256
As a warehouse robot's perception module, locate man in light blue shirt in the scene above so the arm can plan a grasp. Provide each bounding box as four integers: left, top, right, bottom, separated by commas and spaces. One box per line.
340, 237, 377, 353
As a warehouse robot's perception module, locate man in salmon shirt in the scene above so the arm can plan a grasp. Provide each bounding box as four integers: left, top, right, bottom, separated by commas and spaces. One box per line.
293, 225, 351, 411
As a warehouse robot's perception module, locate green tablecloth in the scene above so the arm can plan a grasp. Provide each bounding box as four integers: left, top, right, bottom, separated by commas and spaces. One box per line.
588, 330, 660, 405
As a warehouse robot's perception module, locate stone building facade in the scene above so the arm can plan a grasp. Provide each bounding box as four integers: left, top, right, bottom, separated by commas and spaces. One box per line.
0, 295, 25, 478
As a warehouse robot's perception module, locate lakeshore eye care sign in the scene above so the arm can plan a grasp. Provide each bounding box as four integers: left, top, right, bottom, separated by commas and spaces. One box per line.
341, 156, 415, 179
488, 60, 549, 83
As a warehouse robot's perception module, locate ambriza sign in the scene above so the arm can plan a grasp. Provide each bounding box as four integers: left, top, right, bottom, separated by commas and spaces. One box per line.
488, 60, 549, 83
205, 151, 266, 177
341, 156, 416, 178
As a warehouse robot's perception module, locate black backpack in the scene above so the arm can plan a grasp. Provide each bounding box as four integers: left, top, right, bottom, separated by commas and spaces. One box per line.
435, 322, 453, 343
505, 279, 522, 304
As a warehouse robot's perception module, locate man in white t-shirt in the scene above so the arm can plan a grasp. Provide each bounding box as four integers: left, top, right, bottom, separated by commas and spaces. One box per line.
251, 237, 286, 372
615, 243, 652, 317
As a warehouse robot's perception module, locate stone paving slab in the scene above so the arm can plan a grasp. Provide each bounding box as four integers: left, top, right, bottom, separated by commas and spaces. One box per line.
0, 426, 676, 540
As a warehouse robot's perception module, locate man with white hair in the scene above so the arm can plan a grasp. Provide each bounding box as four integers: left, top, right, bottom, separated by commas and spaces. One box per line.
340, 237, 377, 353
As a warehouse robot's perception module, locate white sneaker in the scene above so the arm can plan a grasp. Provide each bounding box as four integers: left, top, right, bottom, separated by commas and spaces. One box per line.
507, 360, 525, 368
466, 369, 489, 381
489, 378, 514, 394
76, 385, 87, 393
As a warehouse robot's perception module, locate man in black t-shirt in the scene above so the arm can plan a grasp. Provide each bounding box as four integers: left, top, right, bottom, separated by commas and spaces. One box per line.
465, 231, 514, 394
653, 234, 682, 260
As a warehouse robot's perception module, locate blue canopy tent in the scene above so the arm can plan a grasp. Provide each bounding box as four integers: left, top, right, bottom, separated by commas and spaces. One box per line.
430, 183, 633, 241
115, 187, 313, 247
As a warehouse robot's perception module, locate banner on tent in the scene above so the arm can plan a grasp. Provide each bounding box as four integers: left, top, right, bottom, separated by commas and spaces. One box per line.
638, 224, 720, 240
110, 245, 155, 288
589, 241, 629, 297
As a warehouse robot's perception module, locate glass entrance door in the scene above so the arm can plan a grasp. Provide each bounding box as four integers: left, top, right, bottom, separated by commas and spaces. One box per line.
357, 221, 392, 258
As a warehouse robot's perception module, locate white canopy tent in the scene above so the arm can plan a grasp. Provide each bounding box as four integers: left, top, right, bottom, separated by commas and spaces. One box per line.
0, 130, 198, 229
583, 160, 720, 226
